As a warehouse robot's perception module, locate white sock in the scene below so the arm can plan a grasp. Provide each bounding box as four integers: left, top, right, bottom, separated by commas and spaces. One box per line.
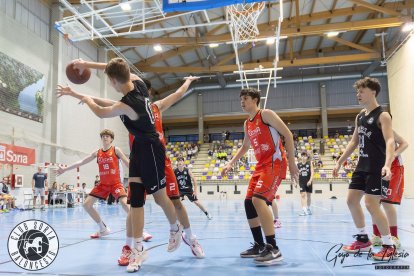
382, 234, 393, 246
302, 207, 307, 212
126, 236, 133, 247
98, 221, 107, 232
356, 227, 367, 235
170, 223, 179, 232
184, 227, 195, 240
134, 237, 143, 251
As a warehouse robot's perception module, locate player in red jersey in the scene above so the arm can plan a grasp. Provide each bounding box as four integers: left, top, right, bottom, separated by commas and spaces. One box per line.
222, 88, 299, 266
371, 131, 408, 249
58, 129, 129, 238
119, 76, 205, 266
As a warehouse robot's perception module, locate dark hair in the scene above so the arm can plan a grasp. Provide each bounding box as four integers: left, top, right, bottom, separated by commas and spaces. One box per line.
104, 58, 130, 84
240, 88, 260, 106
353, 77, 381, 97
301, 151, 308, 156
177, 156, 185, 162
100, 129, 114, 140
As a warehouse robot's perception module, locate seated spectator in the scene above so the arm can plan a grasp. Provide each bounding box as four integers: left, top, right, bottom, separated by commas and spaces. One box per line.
317, 160, 323, 168
0, 181, 15, 211
208, 149, 213, 156
48, 181, 63, 205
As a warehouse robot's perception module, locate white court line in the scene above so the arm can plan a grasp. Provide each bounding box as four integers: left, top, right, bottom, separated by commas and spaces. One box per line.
307, 241, 336, 275
311, 204, 329, 211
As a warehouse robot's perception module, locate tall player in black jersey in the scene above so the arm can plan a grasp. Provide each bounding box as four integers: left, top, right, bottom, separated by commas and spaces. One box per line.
56, 58, 182, 272
333, 77, 396, 261
174, 156, 212, 219
297, 151, 314, 216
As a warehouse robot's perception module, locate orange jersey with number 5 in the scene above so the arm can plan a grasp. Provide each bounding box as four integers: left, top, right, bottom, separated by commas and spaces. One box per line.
97, 146, 121, 185
246, 110, 285, 167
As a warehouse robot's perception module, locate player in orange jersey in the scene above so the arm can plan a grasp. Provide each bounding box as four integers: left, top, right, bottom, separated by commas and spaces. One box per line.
222, 88, 299, 266
58, 129, 130, 238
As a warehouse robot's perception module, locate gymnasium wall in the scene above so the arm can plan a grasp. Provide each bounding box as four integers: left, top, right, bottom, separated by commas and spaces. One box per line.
164, 77, 390, 119
0, 1, 129, 194
387, 35, 414, 198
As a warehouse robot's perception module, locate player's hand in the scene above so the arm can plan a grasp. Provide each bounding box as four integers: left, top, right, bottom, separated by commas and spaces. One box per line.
193, 191, 198, 197
56, 84, 74, 98
56, 167, 66, 176
72, 58, 87, 72
184, 75, 200, 82
381, 166, 392, 181
307, 181, 312, 187
288, 161, 299, 183
221, 163, 233, 176
332, 164, 340, 178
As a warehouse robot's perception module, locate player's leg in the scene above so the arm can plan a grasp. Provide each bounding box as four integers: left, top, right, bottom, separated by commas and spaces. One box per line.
251, 165, 284, 266
342, 171, 371, 253
382, 203, 400, 248
127, 180, 147, 272
240, 175, 266, 258
306, 184, 312, 215
299, 192, 307, 216
33, 191, 37, 210
83, 194, 110, 238
192, 197, 212, 219
271, 199, 281, 228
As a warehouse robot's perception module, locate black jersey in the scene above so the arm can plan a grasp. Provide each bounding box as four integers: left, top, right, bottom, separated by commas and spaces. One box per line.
355, 106, 386, 173
174, 168, 193, 192
119, 80, 158, 143
298, 161, 311, 184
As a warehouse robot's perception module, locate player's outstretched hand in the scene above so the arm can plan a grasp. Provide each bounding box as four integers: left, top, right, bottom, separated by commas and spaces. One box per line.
332, 164, 340, 178
72, 58, 87, 72
221, 163, 232, 177
184, 75, 200, 82
56, 167, 66, 176
56, 84, 74, 98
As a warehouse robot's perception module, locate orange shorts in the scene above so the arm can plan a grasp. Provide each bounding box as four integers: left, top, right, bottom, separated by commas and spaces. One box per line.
246, 158, 287, 204
90, 183, 127, 200
381, 164, 404, 205
165, 164, 180, 199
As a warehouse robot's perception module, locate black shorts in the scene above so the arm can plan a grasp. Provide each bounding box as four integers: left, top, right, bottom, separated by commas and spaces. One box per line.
130, 139, 166, 194
180, 192, 197, 202
349, 171, 382, 195
299, 181, 312, 193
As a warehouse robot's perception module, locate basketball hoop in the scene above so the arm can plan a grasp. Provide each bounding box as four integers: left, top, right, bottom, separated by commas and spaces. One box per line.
227, 2, 265, 44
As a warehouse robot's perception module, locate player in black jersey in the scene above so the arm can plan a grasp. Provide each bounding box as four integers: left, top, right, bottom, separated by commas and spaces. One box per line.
333, 77, 396, 261
174, 156, 212, 219
56, 58, 182, 273
296, 151, 314, 216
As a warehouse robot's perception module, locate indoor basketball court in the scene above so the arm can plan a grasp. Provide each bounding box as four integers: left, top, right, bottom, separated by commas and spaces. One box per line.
0, 0, 414, 275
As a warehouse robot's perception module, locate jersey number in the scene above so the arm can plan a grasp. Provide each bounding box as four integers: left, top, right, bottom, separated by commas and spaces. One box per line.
103, 164, 109, 170
253, 138, 258, 147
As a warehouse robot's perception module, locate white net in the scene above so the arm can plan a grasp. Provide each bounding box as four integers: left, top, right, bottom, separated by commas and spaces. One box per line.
227, 2, 265, 44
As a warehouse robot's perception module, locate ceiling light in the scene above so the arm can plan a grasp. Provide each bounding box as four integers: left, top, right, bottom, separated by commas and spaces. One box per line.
153, 44, 162, 52
266, 37, 275, 45
209, 43, 219, 48
326, 31, 339, 37
402, 22, 414, 32
120, 1, 131, 11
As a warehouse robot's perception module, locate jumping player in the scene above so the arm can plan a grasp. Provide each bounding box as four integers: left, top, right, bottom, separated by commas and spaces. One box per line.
297, 151, 314, 216
371, 131, 408, 248
57, 58, 181, 273
222, 88, 299, 266
119, 76, 205, 266
333, 77, 397, 261
174, 156, 212, 220
57, 129, 130, 238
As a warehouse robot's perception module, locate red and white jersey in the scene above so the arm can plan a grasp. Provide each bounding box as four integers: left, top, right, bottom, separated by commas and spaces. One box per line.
246, 110, 285, 167
392, 155, 403, 167
129, 103, 172, 166
97, 146, 121, 185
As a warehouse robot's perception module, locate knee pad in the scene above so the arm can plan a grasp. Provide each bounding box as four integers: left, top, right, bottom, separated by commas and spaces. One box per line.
244, 199, 258, 219
129, 183, 146, 208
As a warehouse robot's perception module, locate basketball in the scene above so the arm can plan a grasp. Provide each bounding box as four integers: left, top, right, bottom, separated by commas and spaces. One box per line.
65, 62, 91, 84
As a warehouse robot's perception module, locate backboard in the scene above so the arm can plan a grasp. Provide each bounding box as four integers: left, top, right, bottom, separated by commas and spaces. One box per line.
162, 0, 266, 12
